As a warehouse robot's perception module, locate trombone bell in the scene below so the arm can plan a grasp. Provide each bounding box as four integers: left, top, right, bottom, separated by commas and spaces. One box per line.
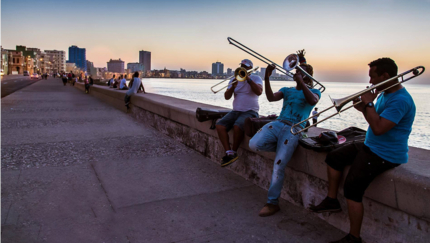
234, 67, 248, 82
282, 54, 299, 72
210, 66, 259, 94
330, 96, 349, 113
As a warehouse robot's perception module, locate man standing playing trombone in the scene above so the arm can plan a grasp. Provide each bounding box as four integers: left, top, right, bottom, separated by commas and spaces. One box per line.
216, 59, 263, 167
249, 50, 321, 217
310, 58, 416, 243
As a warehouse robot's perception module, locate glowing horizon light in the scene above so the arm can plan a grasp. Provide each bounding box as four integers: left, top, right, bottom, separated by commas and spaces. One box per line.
1, 0, 429, 83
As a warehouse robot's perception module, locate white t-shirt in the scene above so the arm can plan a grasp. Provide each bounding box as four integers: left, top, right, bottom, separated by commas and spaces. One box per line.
120, 78, 127, 89
126, 77, 141, 96
312, 110, 319, 118
227, 74, 263, 113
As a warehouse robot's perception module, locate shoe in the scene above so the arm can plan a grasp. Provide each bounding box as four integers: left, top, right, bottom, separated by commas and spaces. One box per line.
258, 203, 280, 217
220, 152, 238, 167
309, 197, 342, 213
125, 102, 130, 106
329, 234, 362, 243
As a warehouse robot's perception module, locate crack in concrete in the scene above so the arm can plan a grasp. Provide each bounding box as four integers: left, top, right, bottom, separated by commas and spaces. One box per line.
393, 179, 399, 208
90, 163, 116, 213
17, 169, 22, 183
119, 185, 255, 210
91, 207, 97, 218
3, 203, 13, 225
171, 231, 220, 243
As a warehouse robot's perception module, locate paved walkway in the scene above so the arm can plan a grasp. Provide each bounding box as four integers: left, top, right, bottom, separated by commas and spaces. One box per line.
1, 78, 344, 243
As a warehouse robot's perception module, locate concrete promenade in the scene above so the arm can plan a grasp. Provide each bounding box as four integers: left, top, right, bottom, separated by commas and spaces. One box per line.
1, 78, 344, 242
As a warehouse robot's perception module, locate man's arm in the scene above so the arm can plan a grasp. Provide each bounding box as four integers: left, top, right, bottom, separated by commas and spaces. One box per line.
265, 64, 283, 102
224, 79, 237, 100
360, 91, 397, 136
296, 73, 319, 105
246, 76, 262, 96
362, 106, 396, 136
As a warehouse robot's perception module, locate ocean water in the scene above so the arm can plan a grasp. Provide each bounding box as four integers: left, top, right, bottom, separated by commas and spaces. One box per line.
140, 78, 430, 150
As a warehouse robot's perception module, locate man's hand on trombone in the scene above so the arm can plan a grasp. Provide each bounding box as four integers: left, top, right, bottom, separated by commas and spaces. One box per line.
353, 87, 380, 113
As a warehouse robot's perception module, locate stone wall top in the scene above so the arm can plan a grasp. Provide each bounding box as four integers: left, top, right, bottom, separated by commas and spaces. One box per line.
75, 82, 430, 221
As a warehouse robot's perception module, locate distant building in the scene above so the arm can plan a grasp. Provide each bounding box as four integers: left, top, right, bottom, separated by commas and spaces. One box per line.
139, 50, 151, 73
45, 50, 66, 73
227, 68, 232, 76
68, 45, 86, 71
127, 62, 144, 73
107, 59, 125, 73
16, 46, 39, 58
212, 62, 224, 76
7, 51, 24, 74
260, 67, 266, 78
86, 60, 94, 74
1, 49, 8, 75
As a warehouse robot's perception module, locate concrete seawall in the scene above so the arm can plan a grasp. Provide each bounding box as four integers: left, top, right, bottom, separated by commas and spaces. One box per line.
75, 82, 430, 242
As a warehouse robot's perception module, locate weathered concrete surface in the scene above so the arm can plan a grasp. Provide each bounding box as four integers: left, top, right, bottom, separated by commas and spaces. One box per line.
72, 81, 430, 243
1, 78, 347, 242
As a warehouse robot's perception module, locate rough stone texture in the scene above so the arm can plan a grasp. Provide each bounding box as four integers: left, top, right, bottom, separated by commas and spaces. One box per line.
2, 78, 348, 243
129, 103, 430, 243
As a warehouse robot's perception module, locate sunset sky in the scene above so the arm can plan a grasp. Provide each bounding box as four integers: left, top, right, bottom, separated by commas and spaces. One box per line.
2, 0, 429, 82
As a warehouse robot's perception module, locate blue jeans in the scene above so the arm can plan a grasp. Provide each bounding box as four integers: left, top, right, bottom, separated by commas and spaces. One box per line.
249, 120, 301, 205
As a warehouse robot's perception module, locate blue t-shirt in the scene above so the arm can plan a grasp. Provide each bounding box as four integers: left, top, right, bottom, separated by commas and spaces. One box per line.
365, 88, 416, 164
277, 87, 321, 128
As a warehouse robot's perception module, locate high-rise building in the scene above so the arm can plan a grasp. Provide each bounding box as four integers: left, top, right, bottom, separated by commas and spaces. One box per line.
260, 68, 266, 78
139, 50, 151, 73
127, 62, 145, 73
45, 50, 66, 73
107, 59, 125, 73
212, 62, 224, 76
227, 68, 233, 76
86, 60, 94, 74
68, 45, 86, 71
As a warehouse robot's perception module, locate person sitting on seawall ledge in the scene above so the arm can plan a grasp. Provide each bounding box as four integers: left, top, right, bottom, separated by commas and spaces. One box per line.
309, 58, 416, 243
119, 75, 128, 90
215, 59, 263, 167
108, 75, 115, 87
249, 50, 321, 217
125, 71, 146, 109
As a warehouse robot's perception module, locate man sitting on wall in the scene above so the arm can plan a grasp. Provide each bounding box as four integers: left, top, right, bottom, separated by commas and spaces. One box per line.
309, 58, 416, 243
215, 59, 263, 167
125, 72, 146, 109
249, 50, 320, 217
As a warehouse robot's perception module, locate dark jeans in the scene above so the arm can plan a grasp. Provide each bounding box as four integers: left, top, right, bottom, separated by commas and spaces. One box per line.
124, 95, 131, 105
312, 118, 318, 126
325, 141, 399, 202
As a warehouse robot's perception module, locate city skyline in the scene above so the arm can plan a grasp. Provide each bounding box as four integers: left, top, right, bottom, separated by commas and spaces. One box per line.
2, 0, 430, 83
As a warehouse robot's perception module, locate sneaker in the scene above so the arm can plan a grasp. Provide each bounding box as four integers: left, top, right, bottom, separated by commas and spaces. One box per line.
125, 102, 130, 107
258, 203, 280, 217
309, 196, 342, 213
329, 234, 362, 243
221, 152, 238, 167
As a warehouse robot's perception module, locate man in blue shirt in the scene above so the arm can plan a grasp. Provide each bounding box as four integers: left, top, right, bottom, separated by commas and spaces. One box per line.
249, 50, 321, 217
310, 58, 416, 243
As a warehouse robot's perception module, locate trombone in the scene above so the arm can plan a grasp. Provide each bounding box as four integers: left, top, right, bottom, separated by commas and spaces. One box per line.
211, 66, 259, 94
290, 66, 425, 135
227, 37, 326, 93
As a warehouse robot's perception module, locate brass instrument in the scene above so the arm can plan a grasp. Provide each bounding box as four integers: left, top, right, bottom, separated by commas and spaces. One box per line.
227, 37, 326, 93
211, 66, 259, 94
290, 66, 426, 135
